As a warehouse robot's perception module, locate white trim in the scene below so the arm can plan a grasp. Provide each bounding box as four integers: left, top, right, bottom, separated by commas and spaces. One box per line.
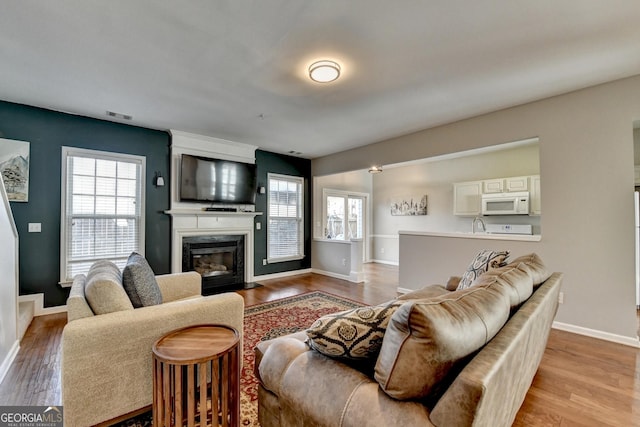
311, 268, 359, 283
371, 259, 400, 266
552, 321, 640, 348
371, 234, 399, 239
19, 294, 68, 316
267, 173, 305, 263
349, 270, 365, 283
60, 147, 146, 282
252, 268, 312, 282
0, 340, 19, 385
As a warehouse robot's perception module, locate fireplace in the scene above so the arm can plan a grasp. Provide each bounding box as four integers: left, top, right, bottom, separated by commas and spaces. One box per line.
182, 235, 245, 294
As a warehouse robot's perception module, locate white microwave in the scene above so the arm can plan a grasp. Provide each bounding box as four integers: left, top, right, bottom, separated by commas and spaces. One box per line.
481, 192, 530, 215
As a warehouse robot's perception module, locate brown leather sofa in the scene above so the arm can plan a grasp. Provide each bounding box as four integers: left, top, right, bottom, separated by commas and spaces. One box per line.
255, 254, 561, 427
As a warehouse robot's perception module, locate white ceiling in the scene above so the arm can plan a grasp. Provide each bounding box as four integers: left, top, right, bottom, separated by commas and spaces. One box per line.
1, 1, 640, 158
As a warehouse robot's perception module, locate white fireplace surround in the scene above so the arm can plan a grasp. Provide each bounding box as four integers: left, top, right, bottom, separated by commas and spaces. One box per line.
166, 130, 261, 282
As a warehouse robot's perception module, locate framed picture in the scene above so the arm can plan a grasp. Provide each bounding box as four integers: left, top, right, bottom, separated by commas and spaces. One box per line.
390, 194, 427, 216
0, 138, 30, 202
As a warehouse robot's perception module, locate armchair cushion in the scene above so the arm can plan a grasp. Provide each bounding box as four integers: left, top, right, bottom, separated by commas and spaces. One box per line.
123, 252, 163, 307
84, 260, 134, 315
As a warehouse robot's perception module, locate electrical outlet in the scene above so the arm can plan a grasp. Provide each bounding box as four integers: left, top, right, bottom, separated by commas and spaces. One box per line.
380, 247, 385, 254
558, 292, 564, 304
342, 258, 347, 266
256, 222, 261, 230
262, 259, 267, 266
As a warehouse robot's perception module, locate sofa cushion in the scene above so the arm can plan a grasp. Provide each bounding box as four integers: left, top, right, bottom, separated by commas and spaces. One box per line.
84, 260, 134, 315
122, 252, 163, 308
67, 274, 95, 322
508, 253, 551, 287
470, 262, 534, 310
306, 300, 403, 360
457, 249, 509, 290
374, 281, 511, 400
397, 284, 451, 300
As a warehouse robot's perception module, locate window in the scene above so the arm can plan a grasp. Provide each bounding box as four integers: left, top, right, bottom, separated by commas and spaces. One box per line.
267, 173, 304, 262
60, 147, 145, 283
323, 190, 366, 241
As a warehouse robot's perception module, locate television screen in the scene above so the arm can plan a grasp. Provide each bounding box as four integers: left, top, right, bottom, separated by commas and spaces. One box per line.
180, 154, 257, 204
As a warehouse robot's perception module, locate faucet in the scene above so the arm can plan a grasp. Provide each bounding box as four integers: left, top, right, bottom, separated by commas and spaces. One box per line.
472, 216, 486, 234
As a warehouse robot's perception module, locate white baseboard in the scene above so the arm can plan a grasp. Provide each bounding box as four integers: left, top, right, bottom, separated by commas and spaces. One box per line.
0, 340, 20, 384
252, 268, 312, 282
311, 269, 359, 283
370, 259, 399, 266
19, 294, 67, 316
552, 321, 640, 348
349, 270, 365, 283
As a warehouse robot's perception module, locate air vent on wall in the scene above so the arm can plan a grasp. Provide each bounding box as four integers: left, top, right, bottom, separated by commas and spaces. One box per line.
106, 111, 133, 120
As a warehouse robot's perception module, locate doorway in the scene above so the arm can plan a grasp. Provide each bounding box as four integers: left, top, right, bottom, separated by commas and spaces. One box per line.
323, 190, 369, 262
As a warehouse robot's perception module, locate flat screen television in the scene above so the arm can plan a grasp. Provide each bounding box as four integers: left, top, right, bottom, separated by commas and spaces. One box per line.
179, 154, 257, 205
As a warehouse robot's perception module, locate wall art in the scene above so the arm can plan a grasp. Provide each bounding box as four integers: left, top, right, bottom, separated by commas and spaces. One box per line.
390, 194, 427, 216
0, 138, 30, 202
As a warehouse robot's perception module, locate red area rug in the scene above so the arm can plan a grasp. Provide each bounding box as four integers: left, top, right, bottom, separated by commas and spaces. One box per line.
118, 291, 362, 427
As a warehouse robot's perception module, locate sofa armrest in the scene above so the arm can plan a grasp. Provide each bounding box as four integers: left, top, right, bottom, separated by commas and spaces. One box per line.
156, 271, 201, 302
62, 292, 244, 427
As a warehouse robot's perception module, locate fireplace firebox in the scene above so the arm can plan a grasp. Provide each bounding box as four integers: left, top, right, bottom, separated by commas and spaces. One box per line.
182, 235, 245, 294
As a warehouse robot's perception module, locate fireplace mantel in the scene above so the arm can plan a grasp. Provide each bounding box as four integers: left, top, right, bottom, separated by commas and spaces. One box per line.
165, 209, 263, 218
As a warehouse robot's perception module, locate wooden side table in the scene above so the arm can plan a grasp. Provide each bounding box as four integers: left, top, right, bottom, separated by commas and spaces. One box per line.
152, 324, 240, 427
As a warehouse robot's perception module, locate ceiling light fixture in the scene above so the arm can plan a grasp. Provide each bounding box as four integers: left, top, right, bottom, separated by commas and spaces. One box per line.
368, 165, 383, 174
308, 60, 341, 83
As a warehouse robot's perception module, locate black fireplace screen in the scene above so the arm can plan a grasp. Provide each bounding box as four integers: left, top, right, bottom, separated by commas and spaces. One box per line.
182, 235, 245, 293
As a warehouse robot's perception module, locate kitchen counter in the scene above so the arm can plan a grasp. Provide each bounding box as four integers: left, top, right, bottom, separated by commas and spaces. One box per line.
398, 230, 542, 242
398, 230, 542, 293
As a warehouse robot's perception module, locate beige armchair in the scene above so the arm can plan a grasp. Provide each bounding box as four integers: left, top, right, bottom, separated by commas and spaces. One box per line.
62, 271, 244, 427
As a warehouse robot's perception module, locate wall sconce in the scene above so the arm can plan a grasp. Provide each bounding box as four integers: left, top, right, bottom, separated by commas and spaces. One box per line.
154, 171, 165, 187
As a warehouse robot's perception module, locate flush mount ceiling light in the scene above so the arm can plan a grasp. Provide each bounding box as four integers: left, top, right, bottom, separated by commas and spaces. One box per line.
308, 60, 341, 83
368, 165, 383, 174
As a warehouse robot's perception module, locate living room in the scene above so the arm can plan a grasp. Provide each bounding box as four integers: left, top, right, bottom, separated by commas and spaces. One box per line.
1, 2, 640, 426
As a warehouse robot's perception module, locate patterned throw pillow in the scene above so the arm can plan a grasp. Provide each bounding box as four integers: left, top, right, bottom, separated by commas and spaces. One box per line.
456, 249, 509, 290
306, 300, 404, 360
122, 252, 163, 307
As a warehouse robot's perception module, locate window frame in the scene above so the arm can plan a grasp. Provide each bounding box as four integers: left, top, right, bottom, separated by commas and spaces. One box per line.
266, 173, 305, 263
60, 146, 146, 284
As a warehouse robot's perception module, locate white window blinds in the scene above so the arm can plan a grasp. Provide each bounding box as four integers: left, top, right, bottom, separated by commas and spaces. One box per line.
60, 147, 145, 283
267, 173, 304, 262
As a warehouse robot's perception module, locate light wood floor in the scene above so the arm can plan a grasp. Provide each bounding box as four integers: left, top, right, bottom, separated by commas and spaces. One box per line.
1, 264, 639, 426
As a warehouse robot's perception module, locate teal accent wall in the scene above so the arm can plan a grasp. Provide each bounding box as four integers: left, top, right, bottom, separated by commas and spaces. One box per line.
253, 150, 312, 276
0, 101, 171, 307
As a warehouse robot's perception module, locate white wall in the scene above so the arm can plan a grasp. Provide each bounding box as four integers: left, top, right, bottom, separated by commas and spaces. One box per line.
0, 179, 19, 383
313, 74, 640, 341
372, 143, 540, 263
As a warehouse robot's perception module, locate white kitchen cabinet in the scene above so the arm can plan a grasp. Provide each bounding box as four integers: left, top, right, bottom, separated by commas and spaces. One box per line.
530, 175, 541, 215
453, 181, 482, 216
505, 176, 530, 192
482, 179, 503, 193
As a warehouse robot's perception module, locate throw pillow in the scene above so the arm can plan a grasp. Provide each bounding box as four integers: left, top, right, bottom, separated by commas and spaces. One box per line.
374, 281, 511, 401
306, 300, 404, 360
122, 252, 163, 308
84, 260, 134, 315
456, 249, 509, 290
